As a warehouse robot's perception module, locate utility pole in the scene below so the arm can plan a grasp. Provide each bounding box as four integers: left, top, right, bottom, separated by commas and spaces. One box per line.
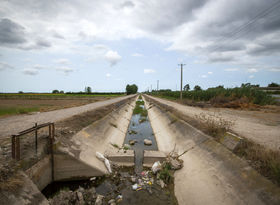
157, 80, 159, 91
151, 84, 152, 92
178, 63, 186, 100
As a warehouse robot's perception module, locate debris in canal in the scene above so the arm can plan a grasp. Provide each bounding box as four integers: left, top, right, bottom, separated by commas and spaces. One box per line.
46, 96, 182, 204
152, 161, 162, 174
96, 152, 112, 173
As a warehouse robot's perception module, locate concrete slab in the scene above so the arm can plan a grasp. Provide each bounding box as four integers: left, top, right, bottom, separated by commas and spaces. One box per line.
143, 150, 166, 167
105, 149, 134, 166
25, 155, 52, 191
54, 152, 105, 181
220, 132, 243, 151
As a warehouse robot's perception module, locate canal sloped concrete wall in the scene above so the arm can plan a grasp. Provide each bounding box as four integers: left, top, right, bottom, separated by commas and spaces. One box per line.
54, 95, 137, 180
143, 95, 280, 205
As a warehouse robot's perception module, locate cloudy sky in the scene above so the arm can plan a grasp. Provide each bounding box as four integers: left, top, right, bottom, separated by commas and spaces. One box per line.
0, 0, 280, 92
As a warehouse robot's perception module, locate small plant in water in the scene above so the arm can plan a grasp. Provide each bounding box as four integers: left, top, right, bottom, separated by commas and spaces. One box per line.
159, 162, 173, 184
111, 143, 119, 149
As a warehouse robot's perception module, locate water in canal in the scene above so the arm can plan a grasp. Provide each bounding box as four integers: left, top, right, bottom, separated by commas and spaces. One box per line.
123, 97, 158, 174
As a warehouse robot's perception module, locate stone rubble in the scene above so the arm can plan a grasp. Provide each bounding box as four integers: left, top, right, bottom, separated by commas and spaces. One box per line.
49, 150, 184, 205
144, 139, 152, 145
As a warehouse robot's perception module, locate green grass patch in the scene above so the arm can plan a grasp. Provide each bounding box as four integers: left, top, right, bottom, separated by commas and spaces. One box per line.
159, 162, 173, 184
0, 107, 39, 116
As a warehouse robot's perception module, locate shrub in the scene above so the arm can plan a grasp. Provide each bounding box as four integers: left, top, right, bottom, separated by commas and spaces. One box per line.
195, 113, 234, 138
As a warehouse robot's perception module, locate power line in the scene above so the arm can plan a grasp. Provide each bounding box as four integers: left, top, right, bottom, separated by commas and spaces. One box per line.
211, 0, 280, 52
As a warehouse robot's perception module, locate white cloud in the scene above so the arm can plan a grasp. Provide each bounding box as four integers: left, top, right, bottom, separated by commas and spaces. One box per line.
249, 75, 254, 79
23, 68, 38, 75
93, 44, 108, 50
56, 67, 73, 74
269, 68, 280, 72
105, 50, 122, 66
0, 62, 14, 71
247, 68, 258, 73
201, 75, 207, 78
208, 71, 213, 74
106, 73, 111, 77
144, 69, 155, 74
33, 64, 47, 70
224, 68, 239, 72
132, 53, 143, 57
54, 58, 70, 65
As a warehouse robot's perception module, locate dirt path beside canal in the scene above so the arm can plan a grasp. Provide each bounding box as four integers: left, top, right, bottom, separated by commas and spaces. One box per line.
146, 95, 280, 151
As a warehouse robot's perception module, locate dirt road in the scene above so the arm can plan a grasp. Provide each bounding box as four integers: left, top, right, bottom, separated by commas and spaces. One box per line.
0, 95, 134, 140
147, 95, 280, 151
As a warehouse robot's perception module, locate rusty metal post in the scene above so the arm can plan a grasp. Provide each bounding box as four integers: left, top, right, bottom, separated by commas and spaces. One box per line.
16, 136, 20, 160
49, 124, 54, 181
11, 135, 16, 159
35, 123, 38, 154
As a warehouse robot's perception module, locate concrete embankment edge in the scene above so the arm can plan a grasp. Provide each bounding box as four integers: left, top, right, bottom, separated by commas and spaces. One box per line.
143, 94, 280, 205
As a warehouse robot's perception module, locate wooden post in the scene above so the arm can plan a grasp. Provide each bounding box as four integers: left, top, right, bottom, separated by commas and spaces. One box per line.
35, 123, 38, 154
11, 135, 16, 159
16, 136, 20, 160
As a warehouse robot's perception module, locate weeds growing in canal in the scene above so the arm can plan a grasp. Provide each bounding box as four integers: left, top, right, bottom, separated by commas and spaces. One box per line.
159, 162, 173, 184
111, 143, 120, 149
133, 97, 147, 118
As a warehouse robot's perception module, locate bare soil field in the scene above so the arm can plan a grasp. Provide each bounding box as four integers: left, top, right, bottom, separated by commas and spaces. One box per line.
0, 97, 114, 117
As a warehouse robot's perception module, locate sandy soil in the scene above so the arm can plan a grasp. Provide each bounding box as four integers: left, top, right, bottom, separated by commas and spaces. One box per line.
0, 95, 134, 141
147, 95, 280, 151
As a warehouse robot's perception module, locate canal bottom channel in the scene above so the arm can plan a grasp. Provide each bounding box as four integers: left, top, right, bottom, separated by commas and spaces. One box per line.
42, 96, 178, 204
123, 97, 158, 174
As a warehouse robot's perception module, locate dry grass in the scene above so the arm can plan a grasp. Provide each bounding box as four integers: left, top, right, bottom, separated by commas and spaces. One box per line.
234, 139, 280, 185
195, 113, 234, 138
0, 161, 23, 191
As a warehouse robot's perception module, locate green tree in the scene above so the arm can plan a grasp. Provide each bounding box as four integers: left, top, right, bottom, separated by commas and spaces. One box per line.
52, 90, 59, 94
268, 82, 279, 87
194, 85, 202, 91
59, 90, 64, 93
85, 86, 92, 94
126, 84, 138, 94
183, 84, 190, 91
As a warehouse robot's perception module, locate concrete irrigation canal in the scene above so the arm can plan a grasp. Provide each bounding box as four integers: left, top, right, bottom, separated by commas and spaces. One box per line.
1, 94, 280, 205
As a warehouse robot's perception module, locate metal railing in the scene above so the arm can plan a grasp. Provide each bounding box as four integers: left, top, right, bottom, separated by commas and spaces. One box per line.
11, 122, 55, 180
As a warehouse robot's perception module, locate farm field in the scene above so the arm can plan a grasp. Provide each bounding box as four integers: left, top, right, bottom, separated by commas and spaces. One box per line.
0, 93, 124, 117
149, 87, 279, 109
